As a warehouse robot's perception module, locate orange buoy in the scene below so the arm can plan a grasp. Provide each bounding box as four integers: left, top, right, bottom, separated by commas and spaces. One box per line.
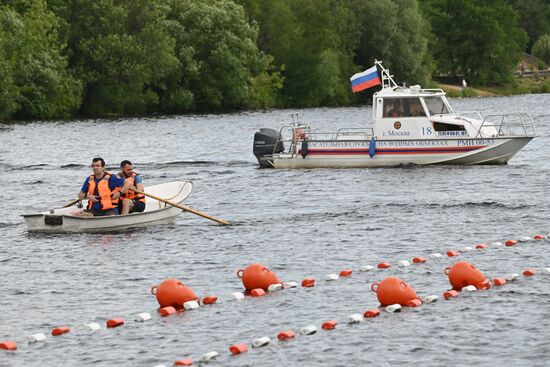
173, 359, 193, 366
202, 296, 218, 305
533, 234, 545, 240
493, 278, 507, 286
339, 269, 353, 277
371, 277, 418, 306
277, 330, 296, 341
160, 306, 177, 317
523, 269, 536, 276
445, 261, 488, 291
412, 257, 426, 263
250, 288, 266, 297
0, 341, 17, 350
229, 343, 248, 355
406, 299, 423, 307
363, 309, 381, 318
51, 326, 70, 336
475, 243, 488, 249
151, 279, 199, 309
505, 239, 517, 246
236, 263, 280, 291
447, 250, 459, 257
377, 262, 391, 269
443, 290, 459, 300
302, 278, 315, 287
321, 320, 338, 330
106, 318, 124, 328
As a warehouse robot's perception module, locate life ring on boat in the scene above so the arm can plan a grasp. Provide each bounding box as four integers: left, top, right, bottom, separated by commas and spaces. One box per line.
293, 128, 306, 141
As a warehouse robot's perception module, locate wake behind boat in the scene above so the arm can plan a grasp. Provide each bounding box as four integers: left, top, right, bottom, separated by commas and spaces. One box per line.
22, 181, 192, 233
253, 61, 536, 168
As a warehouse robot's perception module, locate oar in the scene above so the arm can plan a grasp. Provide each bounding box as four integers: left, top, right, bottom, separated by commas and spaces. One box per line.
62, 198, 81, 208
132, 188, 231, 226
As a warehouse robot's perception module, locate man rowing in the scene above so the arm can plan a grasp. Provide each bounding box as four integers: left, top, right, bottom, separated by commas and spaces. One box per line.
77, 157, 130, 216
117, 160, 146, 215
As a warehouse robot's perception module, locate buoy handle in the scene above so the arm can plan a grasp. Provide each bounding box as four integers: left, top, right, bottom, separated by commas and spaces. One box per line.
151, 286, 158, 295
236, 269, 244, 278
400, 281, 408, 288
444, 267, 450, 275
371, 282, 379, 293
262, 267, 269, 273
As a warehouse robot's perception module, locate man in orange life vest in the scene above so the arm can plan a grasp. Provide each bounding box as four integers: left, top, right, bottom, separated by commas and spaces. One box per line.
117, 160, 146, 215
77, 157, 129, 216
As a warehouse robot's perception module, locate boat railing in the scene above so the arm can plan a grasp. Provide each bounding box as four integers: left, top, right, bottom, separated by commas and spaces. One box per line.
335, 128, 374, 139
458, 111, 484, 121
475, 113, 536, 138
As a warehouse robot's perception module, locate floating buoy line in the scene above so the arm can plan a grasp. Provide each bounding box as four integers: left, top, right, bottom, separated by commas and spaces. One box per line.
1, 234, 548, 366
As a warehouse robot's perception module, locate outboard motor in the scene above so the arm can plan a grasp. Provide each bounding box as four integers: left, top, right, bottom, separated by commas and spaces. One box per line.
253, 128, 284, 167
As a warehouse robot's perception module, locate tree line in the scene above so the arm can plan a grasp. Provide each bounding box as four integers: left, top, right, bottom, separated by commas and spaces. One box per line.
0, 0, 549, 121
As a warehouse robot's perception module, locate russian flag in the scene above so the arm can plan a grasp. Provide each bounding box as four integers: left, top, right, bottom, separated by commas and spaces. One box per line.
350, 66, 381, 92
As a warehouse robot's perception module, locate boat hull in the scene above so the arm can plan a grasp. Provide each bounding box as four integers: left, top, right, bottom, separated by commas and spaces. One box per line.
270, 136, 533, 169
22, 181, 192, 233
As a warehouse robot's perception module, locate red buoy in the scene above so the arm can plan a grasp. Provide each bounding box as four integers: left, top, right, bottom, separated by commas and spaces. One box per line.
151, 279, 199, 309
505, 239, 517, 246
371, 277, 417, 306
250, 288, 266, 297
321, 320, 338, 330
475, 244, 488, 249
229, 343, 248, 355
237, 263, 280, 291
523, 269, 536, 276
301, 278, 315, 287
363, 309, 380, 318
377, 262, 391, 269
533, 234, 545, 240
339, 269, 353, 277
406, 298, 423, 307
0, 341, 17, 350
277, 330, 296, 341
106, 318, 124, 328
202, 296, 218, 305
52, 326, 70, 336
445, 261, 488, 291
412, 257, 426, 263
444, 290, 459, 300
447, 250, 459, 257
173, 359, 193, 366
493, 278, 507, 286
160, 306, 177, 317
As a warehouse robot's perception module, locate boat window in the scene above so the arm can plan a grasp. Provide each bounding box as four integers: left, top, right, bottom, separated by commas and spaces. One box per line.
433, 122, 465, 132
383, 98, 426, 118
423, 97, 449, 115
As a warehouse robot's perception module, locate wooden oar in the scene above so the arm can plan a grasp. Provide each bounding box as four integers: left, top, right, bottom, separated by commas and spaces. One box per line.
132, 188, 231, 226
62, 198, 81, 208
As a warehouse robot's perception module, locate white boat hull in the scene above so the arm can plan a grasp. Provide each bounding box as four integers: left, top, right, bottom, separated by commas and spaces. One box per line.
270, 136, 533, 169
22, 181, 193, 233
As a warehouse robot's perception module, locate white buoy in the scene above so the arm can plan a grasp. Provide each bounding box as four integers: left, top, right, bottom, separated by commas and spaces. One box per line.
183, 300, 200, 310
543, 268, 550, 274
85, 322, 101, 331
359, 265, 374, 272
325, 273, 339, 281
231, 292, 244, 300
135, 312, 152, 322
199, 351, 218, 363
268, 283, 283, 292
491, 242, 503, 247
398, 260, 410, 267
252, 336, 270, 348
300, 325, 317, 335
423, 295, 438, 304
462, 246, 473, 252
385, 304, 402, 313
348, 314, 362, 324
430, 253, 442, 258
28, 333, 46, 343
462, 285, 477, 292
283, 281, 298, 288
519, 236, 531, 242
506, 273, 519, 281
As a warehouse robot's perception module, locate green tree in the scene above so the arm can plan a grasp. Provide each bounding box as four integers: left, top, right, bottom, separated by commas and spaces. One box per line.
422, 0, 528, 85
162, 0, 281, 111
509, 0, 550, 51
0, 1, 81, 120
532, 34, 550, 64
55, 0, 180, 116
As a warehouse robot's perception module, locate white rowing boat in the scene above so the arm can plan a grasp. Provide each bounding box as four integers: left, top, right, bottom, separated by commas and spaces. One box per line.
22, 181, 192, 233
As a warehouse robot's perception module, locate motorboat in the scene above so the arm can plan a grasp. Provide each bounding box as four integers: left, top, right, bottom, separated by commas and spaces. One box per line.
22, 181, 192, 233
253, 61, 536, 168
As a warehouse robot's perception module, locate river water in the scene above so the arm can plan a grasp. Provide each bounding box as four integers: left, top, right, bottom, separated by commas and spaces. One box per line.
0, 94, 549, 366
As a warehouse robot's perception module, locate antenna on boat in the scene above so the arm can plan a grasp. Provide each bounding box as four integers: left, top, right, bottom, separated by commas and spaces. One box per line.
374, 59, 398, 89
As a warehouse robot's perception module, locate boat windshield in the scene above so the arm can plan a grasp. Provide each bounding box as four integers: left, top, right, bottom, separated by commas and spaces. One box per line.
423, 96, 450, 115
383, 97, 426, 118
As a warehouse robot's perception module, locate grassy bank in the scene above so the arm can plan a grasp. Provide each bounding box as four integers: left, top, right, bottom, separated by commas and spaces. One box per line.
437, 76, 550, 98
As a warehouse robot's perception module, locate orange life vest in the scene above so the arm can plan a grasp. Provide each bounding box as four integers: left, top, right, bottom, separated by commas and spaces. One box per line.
121, 173, 145, 203
87, 173, 119, 210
